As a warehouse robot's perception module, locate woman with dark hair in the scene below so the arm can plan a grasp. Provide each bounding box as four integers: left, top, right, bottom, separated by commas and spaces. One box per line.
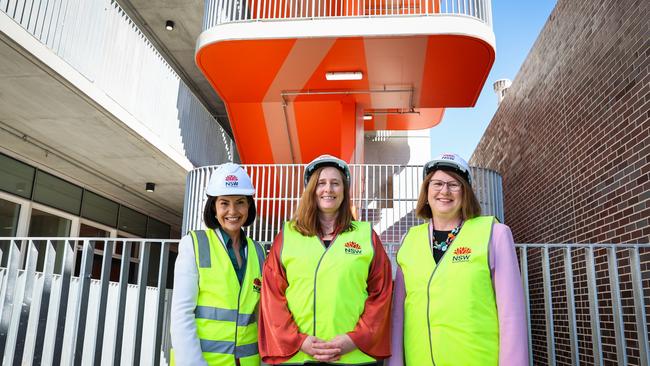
171, 163, 265, 366
258, 155, 393, 365
388, 153, 528, 366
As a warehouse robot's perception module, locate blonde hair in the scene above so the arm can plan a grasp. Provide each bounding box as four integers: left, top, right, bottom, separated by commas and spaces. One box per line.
292, 166, 354, 236
415, 170, 481, 220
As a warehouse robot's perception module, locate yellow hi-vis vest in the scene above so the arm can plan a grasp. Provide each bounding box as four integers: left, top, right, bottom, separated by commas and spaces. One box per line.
281, 221, 376, 365
172, 229, 265, 366
397, 216, 499, 366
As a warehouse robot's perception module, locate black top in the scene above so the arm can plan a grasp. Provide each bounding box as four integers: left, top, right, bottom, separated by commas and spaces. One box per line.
432, 230, 451, 264
323, 239, 332, 248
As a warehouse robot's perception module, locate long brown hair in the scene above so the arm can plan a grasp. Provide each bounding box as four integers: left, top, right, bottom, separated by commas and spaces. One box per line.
292, 166, 354, 236
415, 170, 481, 220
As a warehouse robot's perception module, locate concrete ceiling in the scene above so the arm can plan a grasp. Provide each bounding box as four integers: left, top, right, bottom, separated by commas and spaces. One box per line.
116, 0, 232, 137
0, 31, 186, 228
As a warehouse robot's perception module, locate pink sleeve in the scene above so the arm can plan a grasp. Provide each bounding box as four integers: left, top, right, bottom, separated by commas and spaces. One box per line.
489, 223, 530, 366
385, 267, 405, 366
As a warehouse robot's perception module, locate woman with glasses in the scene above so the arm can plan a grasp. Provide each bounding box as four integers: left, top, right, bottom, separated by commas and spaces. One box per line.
388, 153, 528, 366
258, 154, 393, 365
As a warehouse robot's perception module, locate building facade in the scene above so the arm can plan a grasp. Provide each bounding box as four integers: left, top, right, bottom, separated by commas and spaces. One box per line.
0, 0, 235, 238
471, 0, 649, 364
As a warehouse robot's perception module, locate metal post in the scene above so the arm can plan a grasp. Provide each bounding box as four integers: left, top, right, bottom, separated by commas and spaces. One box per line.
585, 247, 603, 366
32, 240, 56, 365
152, 242, 170, 366
14, 240, 38, 364
519, 247, 534, 366
72, 239, 95, 366
0, 240, 21, 363
112, 240, 132, 365
563, 248, 579, 366
93, 240, 114, 365
629, 247, 649, 366
541, 247, 556, 366
607, 248, 627, 365
132, 241, 151, 365
52, 240, 75, 366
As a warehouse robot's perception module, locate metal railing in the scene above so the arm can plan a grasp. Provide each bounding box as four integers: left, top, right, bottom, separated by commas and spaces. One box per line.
1, 0, 233, 166
183, 164, 504, 241
514, 243, 650, 366
0, 238, 177, 365
203, 0, 492, 29
379, 242, 650, 366
2, 237, 649, 365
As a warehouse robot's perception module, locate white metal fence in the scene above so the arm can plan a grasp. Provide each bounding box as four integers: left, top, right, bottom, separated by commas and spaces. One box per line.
2, 238, 649, 365
0, 0, 233, 167
515, 243, 650, 366
182, 164, 504, 241
203, 0, 493, 29
0, 238, 176, 365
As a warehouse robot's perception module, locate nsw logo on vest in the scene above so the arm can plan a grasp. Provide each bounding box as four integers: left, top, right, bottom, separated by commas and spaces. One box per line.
344, 241, 362, 255
252, 277, 262, 293
452, 246, 472, 263
225, 174, 239, 187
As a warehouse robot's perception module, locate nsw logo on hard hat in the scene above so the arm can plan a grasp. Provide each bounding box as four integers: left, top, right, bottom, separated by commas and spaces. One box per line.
441, 153, 456, 160
344, 241, 362, 255
225, 174, 239, 187
452, 246, 472, 263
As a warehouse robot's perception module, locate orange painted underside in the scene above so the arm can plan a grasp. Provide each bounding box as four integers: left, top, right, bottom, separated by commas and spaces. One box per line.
197, 34, 494, 164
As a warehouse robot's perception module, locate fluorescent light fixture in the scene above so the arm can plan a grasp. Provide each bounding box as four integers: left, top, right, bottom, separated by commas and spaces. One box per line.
325, 71, 363, 81
363, 114, 373, 120
165, 20, 175, 31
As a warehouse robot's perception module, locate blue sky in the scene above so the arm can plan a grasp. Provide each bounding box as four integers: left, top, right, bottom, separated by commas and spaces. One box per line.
430, 1, 557, 161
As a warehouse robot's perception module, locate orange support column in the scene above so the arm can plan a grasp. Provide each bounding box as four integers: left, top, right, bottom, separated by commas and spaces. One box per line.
339, 100, 362, 163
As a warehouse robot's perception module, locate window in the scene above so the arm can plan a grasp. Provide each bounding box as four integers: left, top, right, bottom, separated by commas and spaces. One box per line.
117, 206, 147, 237
28, 208, 71, 237
0, 198, 20, 236
81, 191, 119, 227
0, 154, 174, 241
33, 171, 82, 215
0, 154, 35, 199
116, 233, 140, 284
28, 207, 75, 273
76, 223, 113, 279
146, 217, 170, 239
78, 223, 111, 238
145, 217, 170, 286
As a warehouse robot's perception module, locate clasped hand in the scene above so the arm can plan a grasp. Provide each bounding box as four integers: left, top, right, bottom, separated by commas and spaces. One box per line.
300, 334, 357, 362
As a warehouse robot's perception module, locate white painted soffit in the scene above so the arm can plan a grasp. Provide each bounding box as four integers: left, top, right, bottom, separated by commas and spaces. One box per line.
0, 11, 194, 172
0, 13, 190, 223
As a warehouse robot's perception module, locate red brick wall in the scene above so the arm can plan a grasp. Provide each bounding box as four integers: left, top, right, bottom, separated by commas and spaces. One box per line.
472, 1, 649, 244
471, 0, 649, 364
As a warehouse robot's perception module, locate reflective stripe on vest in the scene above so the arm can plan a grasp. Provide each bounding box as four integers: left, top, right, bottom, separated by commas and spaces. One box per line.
397, 216, 499, 366
174, 229, 264, 366
281, 221, 376, 365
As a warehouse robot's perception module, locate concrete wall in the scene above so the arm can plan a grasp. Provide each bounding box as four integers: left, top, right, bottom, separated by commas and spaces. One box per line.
471, 0, 649, 364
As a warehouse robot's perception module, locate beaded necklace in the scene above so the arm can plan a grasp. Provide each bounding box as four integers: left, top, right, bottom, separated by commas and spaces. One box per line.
431, 222, 463, 252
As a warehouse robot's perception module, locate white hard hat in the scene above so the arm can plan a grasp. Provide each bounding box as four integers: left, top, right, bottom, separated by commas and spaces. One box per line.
304, 154, 351, 187
206, 163, 255, 196
423, 153, 472, 186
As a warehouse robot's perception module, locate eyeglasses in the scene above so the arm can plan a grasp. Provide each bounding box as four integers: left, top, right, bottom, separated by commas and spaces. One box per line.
429, 179, 462, 192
